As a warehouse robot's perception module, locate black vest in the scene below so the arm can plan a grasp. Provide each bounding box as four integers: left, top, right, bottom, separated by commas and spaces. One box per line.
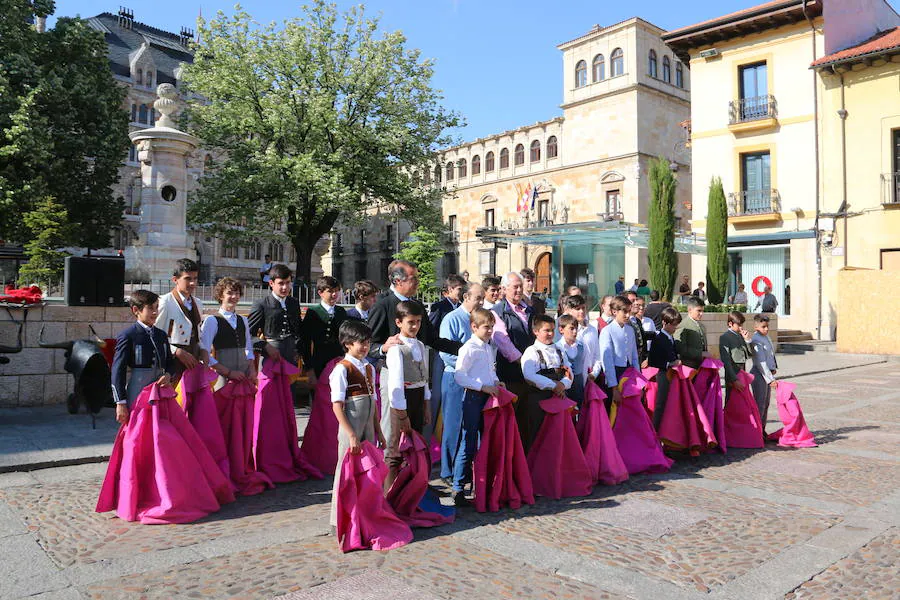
213, 315, 246, 349
492, 300, 534, 383
263, 297, 301, 341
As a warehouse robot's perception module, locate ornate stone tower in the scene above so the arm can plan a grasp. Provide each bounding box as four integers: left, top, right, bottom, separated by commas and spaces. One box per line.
129, 83, 200, 283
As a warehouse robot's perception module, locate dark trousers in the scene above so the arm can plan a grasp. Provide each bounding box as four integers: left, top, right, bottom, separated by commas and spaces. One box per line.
520, 386, 551, 455
452, 389, 488, 493
652, 372, 671, 430
384, 387, 426, 490
599, 366, 628, 417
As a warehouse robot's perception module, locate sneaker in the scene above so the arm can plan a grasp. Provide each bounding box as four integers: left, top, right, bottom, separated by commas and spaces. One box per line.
453, 492, 472, 508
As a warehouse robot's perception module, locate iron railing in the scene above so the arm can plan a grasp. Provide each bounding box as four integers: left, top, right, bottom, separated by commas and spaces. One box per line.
729, 94, 777, 124
728, 189, 780, 216
881, 172, 900, 205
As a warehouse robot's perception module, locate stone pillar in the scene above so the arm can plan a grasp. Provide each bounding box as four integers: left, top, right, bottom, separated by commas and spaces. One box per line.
129, 83, 200, 284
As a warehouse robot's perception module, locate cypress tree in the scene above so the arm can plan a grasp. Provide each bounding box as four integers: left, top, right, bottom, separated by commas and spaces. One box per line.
648, 157, 677, 301
706, 176, 729, 304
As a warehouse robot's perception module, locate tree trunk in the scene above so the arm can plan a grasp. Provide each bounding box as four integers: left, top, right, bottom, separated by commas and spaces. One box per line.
291, 236, 315, 285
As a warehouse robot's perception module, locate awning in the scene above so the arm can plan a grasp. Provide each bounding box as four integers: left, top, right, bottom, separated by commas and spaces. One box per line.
476, 220, 707, 254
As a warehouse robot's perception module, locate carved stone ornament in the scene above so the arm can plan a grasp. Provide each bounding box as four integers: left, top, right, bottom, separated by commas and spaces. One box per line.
154, 83, 179, 128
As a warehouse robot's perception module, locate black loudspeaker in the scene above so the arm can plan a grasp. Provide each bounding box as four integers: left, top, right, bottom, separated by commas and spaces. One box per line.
64, 256, 125, 306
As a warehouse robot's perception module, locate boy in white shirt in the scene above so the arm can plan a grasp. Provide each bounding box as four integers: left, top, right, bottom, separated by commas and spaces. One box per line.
521, 314, 572, 453
453, 308, 502, 506
383, 300, 430, 490
559, 294, 603, 384
555, 314, 588, 407
329, 320, 386, 527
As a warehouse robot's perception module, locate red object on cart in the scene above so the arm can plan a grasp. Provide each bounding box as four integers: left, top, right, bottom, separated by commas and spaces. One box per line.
0, 285, 43, 305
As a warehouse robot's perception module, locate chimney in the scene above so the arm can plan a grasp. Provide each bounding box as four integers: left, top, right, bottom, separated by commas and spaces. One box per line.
118, 6, 134, 30
179, 26, 194, 46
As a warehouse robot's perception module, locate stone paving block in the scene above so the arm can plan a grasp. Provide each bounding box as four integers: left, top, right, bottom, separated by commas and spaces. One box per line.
0, 533, 67, 598
581, 498, 710, 538
44, 374, 69, 405
18, 375, 46, 406
276, 571, 440, 600
0, 376, 19, 407
748, 455, 837, 478
0, 472, 37, 489
0, 500, 27, 538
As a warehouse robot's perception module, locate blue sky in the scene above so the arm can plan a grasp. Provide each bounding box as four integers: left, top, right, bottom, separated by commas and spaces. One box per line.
53, 0, 900, 143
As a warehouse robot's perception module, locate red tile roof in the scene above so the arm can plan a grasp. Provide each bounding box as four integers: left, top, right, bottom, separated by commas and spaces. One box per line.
664, 0, 801, 38
811, 27, 900, 67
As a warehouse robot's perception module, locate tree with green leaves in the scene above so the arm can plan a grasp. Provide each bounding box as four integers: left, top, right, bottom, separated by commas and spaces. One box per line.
1, 0, 130, 259
393, 227, 444, 293
647, 157, 678, 301
706, 176, 729, 304
17, 196, 71, 284
182, 1, 460, 282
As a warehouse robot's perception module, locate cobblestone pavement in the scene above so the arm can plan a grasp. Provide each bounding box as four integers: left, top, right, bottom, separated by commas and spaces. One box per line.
0, 359, 898, 599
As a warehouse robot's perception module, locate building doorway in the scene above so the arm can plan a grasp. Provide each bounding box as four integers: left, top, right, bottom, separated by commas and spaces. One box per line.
534, 252, 551, 296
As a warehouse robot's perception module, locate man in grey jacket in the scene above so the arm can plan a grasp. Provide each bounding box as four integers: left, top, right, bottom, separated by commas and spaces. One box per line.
749, 313, 777, 440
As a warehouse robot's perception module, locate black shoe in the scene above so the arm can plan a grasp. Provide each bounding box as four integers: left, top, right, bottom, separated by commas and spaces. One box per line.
454, 492, 472, 508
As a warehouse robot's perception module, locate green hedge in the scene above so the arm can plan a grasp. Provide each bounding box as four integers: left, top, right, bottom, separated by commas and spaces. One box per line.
673, 303, 748, 313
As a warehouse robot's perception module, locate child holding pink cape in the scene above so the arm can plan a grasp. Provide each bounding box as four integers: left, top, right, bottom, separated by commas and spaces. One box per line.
612, 368, 673, 474
693, 358, 727, 453
658, 365, 717, 456
527, 397, 593, 498
724, 370, 765, 448
298, 357, 342, 476
578, 380, 628, 485
329, 321, 387, 527
200, 277, 272, 496
97, 382, 236, 524
767, 382, 817, 447
386, 431, 455, 527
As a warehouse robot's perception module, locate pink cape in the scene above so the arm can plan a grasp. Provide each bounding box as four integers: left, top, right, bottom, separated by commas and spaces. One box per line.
613, 368, 673, 474
473, 387, 535, 513
693, 358, 727, 453
254, 358, 323, 483
643, 366, 659, 420
96, 383, 235, 524
298, 357, 341, 476
336, 442, 412, 552
724, 370, 764, 448
767, 382, 817, 448
180, 366, 231, 483
214, 379, 274, 496
386, 431, 455, 527
577, 380, 628, 485
658, 365, 718, 456
527, 397, 593, 499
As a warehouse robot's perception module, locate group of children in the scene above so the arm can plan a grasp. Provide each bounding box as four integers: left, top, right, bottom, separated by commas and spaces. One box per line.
98, 259, 815, 551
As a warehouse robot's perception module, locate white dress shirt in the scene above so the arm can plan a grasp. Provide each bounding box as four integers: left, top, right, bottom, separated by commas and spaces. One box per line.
199, 309, 255, 365
320, 301, 335, 316
272, 291, 288, 309
576, 323, 603, 378
454, 336, 500, 392
390, 285, 410, 302
482, 300, 496, 310
598, 321, 640, 387
354, 306, 369, 320
178, 290, 194, 312
385, 335, 430, 410
522, 341, 572, 391
329, 354, 374, 402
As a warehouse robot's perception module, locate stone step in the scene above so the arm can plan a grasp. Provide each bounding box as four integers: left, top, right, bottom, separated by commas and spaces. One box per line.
778, 340, 836, 354
779, 332, 814, 342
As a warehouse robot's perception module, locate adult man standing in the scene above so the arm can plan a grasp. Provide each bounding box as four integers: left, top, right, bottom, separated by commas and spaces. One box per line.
428, 273, 467, 445
438, 283, 484, 485
367, 260, 462, 445
491, 272, 537, 448
259, 254, 273, 286
754, 286, 779, 313
643, 290, 672, 330
678, 274, 692, 303
519, 268, 546, 316
692, 281, 708, 304
614, 275, 625, 295
675, 297, 712, 370
730, 283, 749, 306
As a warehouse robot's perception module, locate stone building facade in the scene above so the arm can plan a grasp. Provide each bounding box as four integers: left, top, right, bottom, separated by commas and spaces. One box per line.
85, 9, 323, 285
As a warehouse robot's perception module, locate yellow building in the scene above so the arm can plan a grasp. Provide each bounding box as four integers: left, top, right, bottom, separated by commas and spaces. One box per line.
664, 0, 900, 340
434, 18, 697, 305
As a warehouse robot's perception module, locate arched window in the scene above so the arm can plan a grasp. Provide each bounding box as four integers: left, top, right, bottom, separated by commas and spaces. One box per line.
445, 161, 454, 181
547, 136, 558, 159
136, 69, 142, 85
662, 56, 671, 83
457, 158, 467, 178
530, 140, 541, 163
499, 148, 509, 169
675, 62, 684, 88
269, 241, 284, 262
130, 104, 137, 122
592, 54, 605, 82
611, 48, 624, 77
149, 108, 156, 126
472, 155, 481, 175
575, 60, 587, 88
146, 71, 153, 88
485, 151, 495, 172
434, 165, 442, 184
423, 169, 431, 185
138, 104, 148, 124
514, 144, 525, 166
648, 50, 658, 78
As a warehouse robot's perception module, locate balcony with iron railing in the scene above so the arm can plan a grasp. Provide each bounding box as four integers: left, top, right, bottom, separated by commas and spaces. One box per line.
881, 172, 900, 206
728, 95, 778, 133
728, 189, 782, 224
